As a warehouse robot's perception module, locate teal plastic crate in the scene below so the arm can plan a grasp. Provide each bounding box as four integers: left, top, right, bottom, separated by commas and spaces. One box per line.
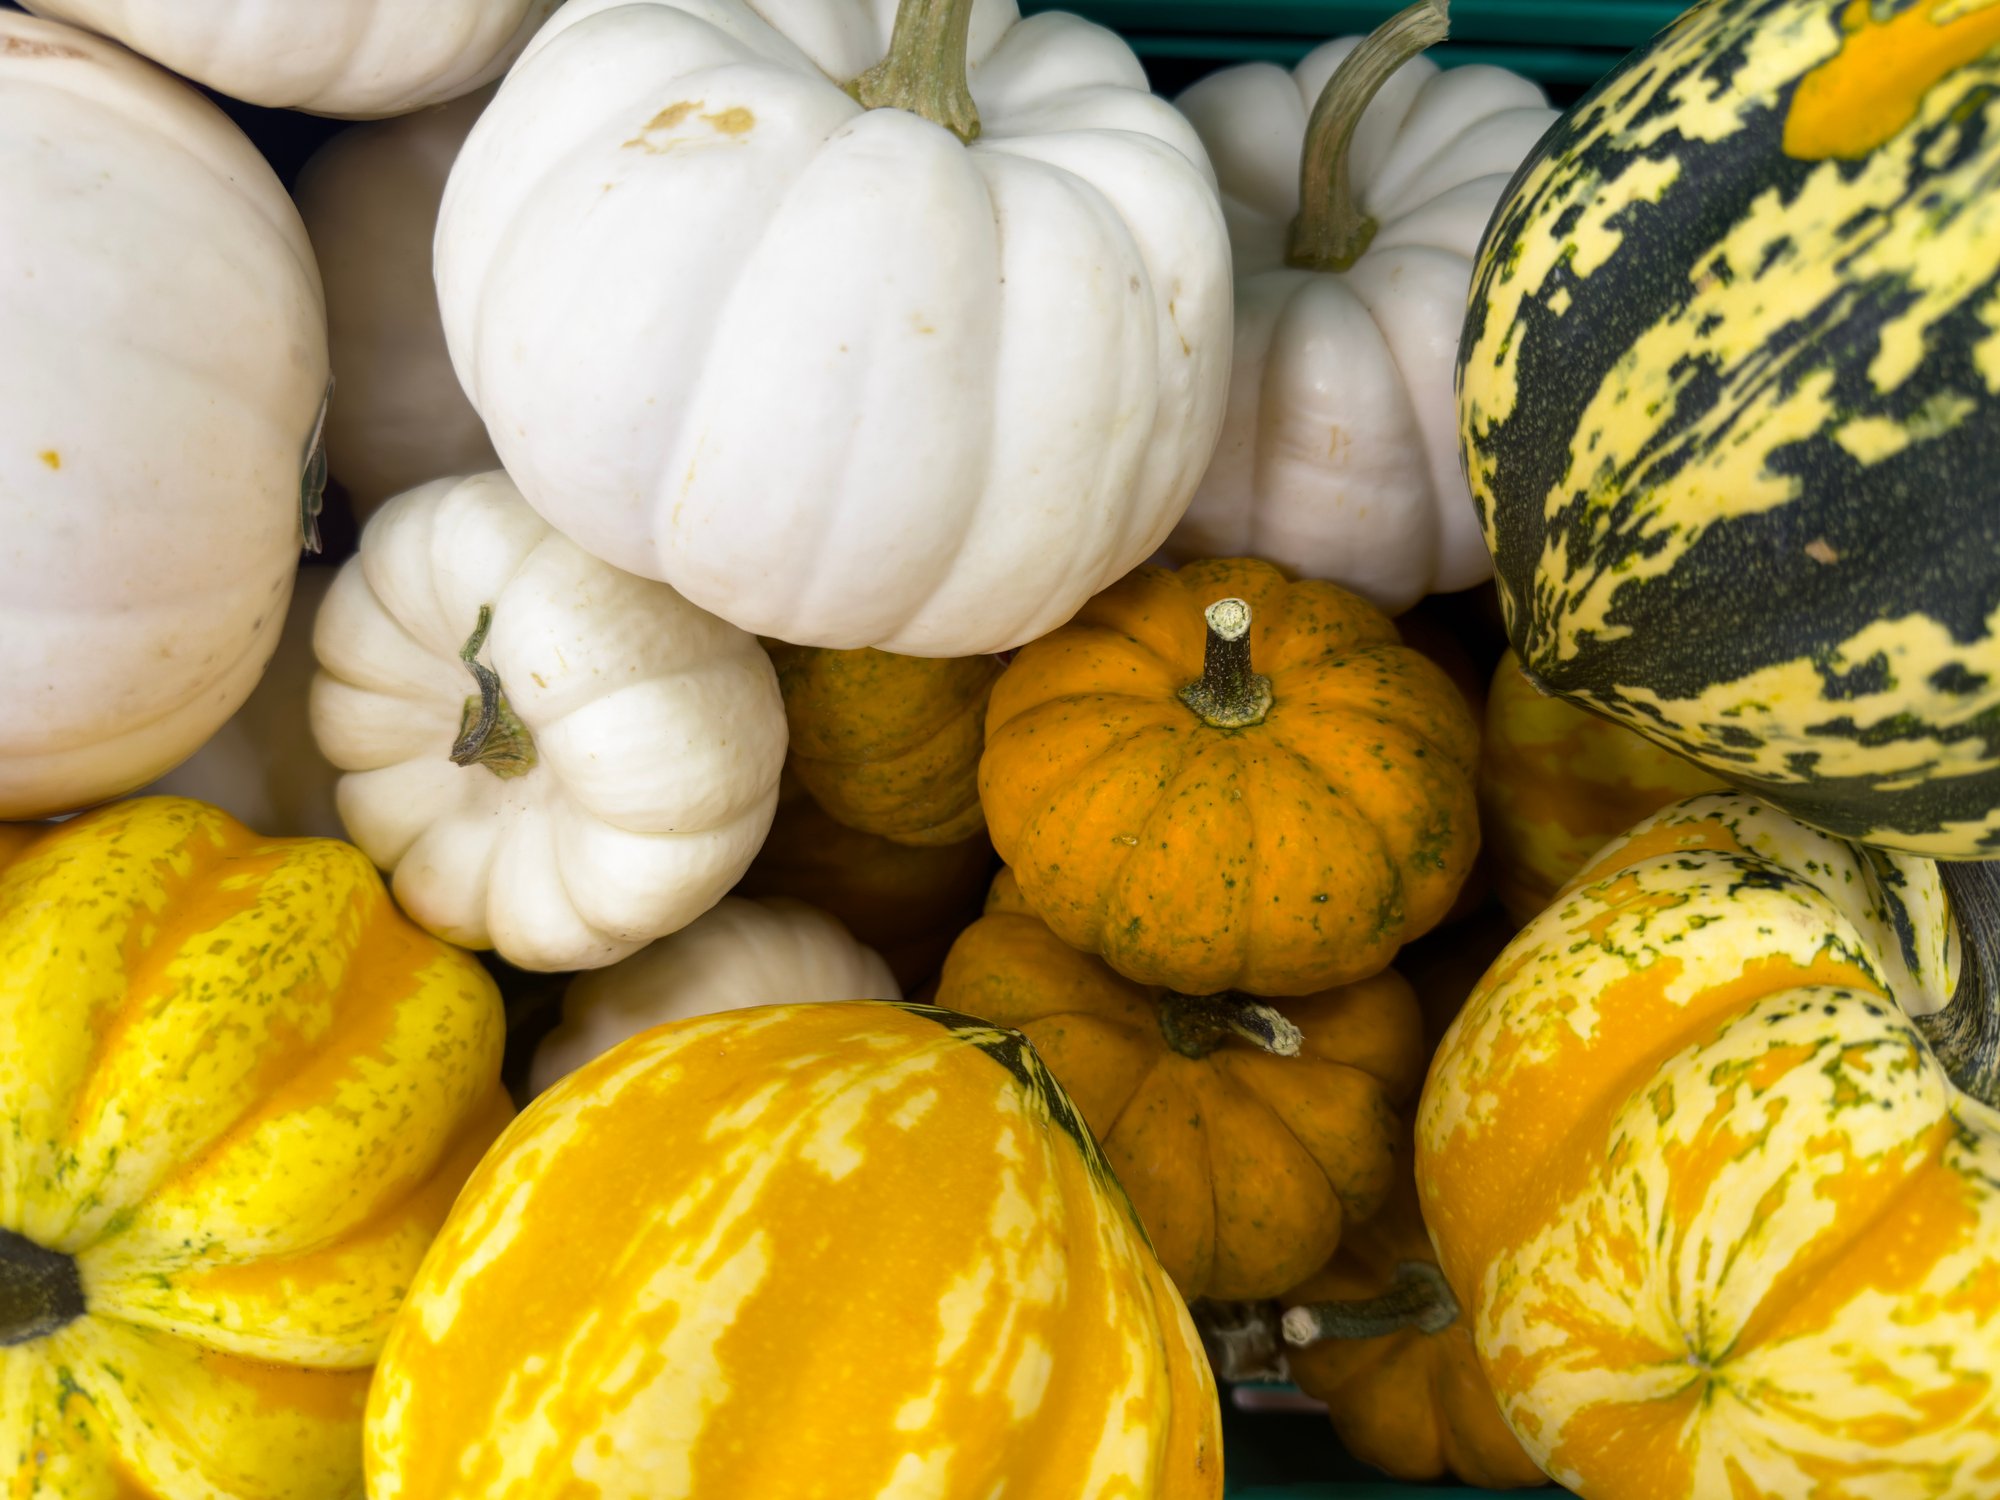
1025, 0, 1680, 84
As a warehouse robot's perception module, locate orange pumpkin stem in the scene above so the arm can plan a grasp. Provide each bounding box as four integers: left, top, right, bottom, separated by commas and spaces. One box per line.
1915, 861, 2000, 1107
1179, 598, 1275, 729
1282, 1260, 1458, 1345
1159, 992, 1304, 1060
847, 0, 981, 143
450, 604, 539, 781
1288, 0, 1452, 274
0, 1227, 84, 1348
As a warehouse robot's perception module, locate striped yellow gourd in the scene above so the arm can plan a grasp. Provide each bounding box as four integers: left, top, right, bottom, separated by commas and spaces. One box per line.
366, 1000, 1222, 1499
0, 797, 510, 1499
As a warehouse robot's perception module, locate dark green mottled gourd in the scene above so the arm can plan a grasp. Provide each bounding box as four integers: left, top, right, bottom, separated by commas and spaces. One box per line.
1460, 0, 2000, 856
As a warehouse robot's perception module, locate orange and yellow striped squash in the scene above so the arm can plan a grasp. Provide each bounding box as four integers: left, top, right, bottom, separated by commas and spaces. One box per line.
1280, 1135, 1546, 1490
0, 797, 510, 1500
769, 642, 1004, 846
1480, 650, 1723, 924
1419, 790, 2000, 1498
980, 559, 1480, 997
937, 870, 1425, 1301
737, 769, 995, 990
366, 999, 1222, 1499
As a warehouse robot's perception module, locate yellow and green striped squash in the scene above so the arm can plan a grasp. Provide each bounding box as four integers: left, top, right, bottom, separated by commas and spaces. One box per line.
1, 797, 511, 1499
1419, 790, 2000, 1497
366, 1000, 1223, 1500
1459, 0, 2000, 858
1481, 648, 1726, 924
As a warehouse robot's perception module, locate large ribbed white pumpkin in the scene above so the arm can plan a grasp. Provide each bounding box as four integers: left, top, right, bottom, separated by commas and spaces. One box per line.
1167, 23, 1554, 613
20, 0, 561, 118
296, 92, 498, 521
145, 568, 343, 841
309, 472, 789, 973
435, 0, 1232, 656
0, 14, 327, 821
529, 896, 898, 1093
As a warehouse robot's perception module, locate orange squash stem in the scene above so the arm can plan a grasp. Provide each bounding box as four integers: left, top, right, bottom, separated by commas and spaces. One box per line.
0, 1227, 85, 1347
1159, 992, 1304, 1059
1178, 598, 1276, 728
1281, 1260, 1458, 1344
1914, 861, 2000, 1107
450, 604, 538, 780
1288, 0, 1452, 273
848, 0, 980, 143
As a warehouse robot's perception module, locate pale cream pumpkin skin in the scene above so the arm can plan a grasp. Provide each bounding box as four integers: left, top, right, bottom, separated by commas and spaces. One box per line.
0, 797, 510, 1499
0, 14, 327, 820
295, 92, 499, 519
1418, 792, 2000, 1498
20, 0, 560, 117
529, 896, 900, 1094
367, 1001, 1222, 1499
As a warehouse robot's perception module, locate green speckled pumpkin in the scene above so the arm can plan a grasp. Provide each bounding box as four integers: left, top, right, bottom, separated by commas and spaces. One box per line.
1460, 0, 2000, 857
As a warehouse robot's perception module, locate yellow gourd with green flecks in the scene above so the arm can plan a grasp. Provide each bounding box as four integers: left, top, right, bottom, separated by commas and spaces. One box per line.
1460, 0, 2000, 857
1420, 790, 2000, 1497
0, 797, 509, 1499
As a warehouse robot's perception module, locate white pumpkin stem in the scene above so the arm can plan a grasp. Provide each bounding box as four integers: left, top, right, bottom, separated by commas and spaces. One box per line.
0, 1227, 85, 1348
1288, 0, 1451, 273
1159, 991, 1304, 1060
1917, 861, 2000, 1107
848, 0, 981, 144
1179, 598, 1275, 729
1282, 1261, 1459, 1344
450, 605, 539, 781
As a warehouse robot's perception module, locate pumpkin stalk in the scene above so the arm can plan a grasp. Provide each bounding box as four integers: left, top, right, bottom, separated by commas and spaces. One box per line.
1287, 0, 1451, 273
0, 1228, 85, 1348
848, 0, 981, 144
1282, 1261, 1458, 1345
1179, 598, 1275, 728
450, 605, 538, 780
1916, 861, 2000, 1109
299, 374, 333, 555
1194, 1299, 1290, 1383
1159, 991, 1304, 1060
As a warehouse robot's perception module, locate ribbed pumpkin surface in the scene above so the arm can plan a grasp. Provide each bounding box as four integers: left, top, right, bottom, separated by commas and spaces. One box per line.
0, 797, 509, 1500
1419, 791, 2000, 1497
366, 1000, 1221, 1499
1460, 0, 2000, 856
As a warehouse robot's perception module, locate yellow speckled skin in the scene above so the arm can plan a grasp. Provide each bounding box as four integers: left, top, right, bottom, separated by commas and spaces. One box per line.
769, 643, 1004, 847
365, 1001, 1222, 1500
1419, 791, 2000, 1498
1480, 651, 1724, 924
0, 797, 510, 1500
980, 560, 1480, 998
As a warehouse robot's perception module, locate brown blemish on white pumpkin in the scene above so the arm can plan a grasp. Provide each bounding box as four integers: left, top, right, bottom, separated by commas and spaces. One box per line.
1805, 539, 1841, 565
1, 37, 86, 59
624, 101, 756, 152
37, 449, 58, 470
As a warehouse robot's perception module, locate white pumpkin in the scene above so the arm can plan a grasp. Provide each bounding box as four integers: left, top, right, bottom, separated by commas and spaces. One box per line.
296, 91, 499, 521
1167, 8, 1556, 614
20, 0, 561, 119
528, 895, 899, 1093
0, 15, 327, 822
309, 472, 789, 972
145, 568, 344, 840
435, 0, 1232, 657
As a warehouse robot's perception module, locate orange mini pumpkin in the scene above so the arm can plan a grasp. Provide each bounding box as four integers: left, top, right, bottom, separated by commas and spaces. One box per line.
981, 559, 1480, 996
937, 870, 1425, 1301
1280, 1136, 1546, 1490
737, 771, 994, 990
768, 642, 1003, 846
